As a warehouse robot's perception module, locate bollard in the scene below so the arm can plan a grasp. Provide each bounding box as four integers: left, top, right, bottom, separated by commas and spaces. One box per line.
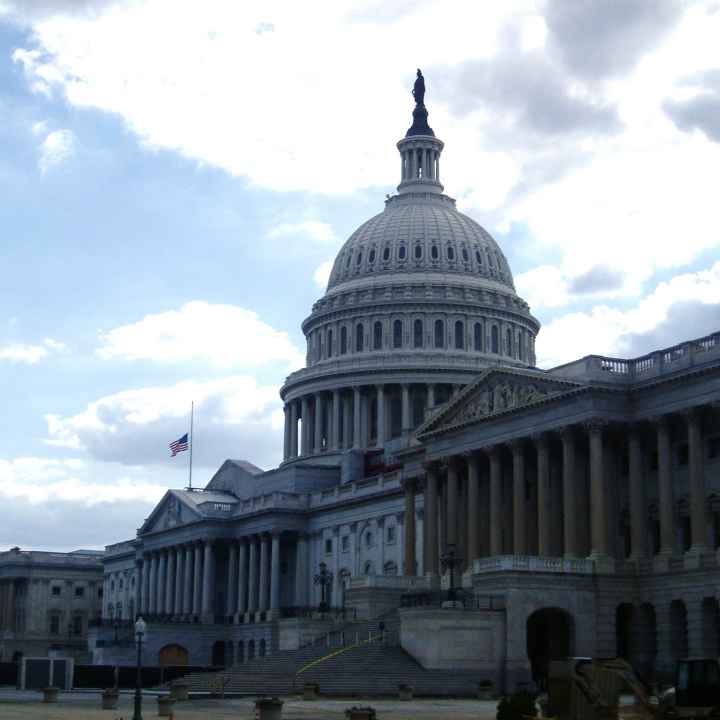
42, 687, 59, 703
255, 696, 283, 720
169, 681, 189, 701
345, 706, 377, 720
157, 695, 175, 717
398, 683, 413, 701
101, 688, 119, 709
303, 682, 320, 700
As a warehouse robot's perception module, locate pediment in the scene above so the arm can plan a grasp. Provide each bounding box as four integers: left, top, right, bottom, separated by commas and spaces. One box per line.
140, 491, 199, 535
417, 367, 585, 438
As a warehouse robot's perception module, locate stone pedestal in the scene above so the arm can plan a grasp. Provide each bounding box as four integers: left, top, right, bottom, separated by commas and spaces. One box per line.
101, 688, 119, 709
255, 697, 283, 720
157, 696, 175, 717
303, 682, 320, 700
42, 687, 59, 703
398, 683, 413, 700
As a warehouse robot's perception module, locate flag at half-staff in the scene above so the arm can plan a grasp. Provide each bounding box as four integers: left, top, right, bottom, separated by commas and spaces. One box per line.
169, 433, 189, 457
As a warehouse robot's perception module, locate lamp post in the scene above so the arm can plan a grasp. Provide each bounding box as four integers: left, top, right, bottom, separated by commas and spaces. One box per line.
133, 616, 146, 720
440, 543, 462, 604
313, 562, 333, 616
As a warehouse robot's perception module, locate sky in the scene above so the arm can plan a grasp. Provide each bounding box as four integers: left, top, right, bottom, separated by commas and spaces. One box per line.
0, 0, 719, 551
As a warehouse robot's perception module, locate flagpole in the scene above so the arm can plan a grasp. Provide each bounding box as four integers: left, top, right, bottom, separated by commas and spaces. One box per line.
188, 401, 194, 490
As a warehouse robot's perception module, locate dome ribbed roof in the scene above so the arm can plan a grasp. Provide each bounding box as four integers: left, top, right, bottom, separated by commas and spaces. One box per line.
326, 194, 515, 293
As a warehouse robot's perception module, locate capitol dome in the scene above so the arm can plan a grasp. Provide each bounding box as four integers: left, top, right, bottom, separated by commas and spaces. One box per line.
279, 73, 540, 463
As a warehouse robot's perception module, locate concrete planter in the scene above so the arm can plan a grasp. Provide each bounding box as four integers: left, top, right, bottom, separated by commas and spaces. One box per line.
477, 681, 495, 700
398, 683, 413, 700
101, 688, 119, 709
303, 682, 320, 700
255, 696, 284, 720
42, 687, 59, 703
345, 707, 377, 720
169, 681, 189, 701
156, 695, 175, 717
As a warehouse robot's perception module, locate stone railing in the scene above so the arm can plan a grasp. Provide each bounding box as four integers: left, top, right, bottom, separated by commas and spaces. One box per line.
348, 574, 432, 591
472, 555, 595, 575
236, 491, 308, 516
550, 330, 720, 383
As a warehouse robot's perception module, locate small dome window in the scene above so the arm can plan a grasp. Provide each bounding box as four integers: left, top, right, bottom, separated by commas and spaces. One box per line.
488, 253, 495, 268
475, 250, 483, 265
345, 253, 352, 269
382, 246, 390, 261
462, 247, 469, 262
398, 245, 406, 260
369, 248, 376, 264
414, 244, 423, 259
431, 245, 439, 260
447, 246, 455, 261
356, 251, 363, 266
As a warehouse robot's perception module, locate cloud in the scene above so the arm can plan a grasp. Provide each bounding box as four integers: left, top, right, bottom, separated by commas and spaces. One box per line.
96, 301, 304, 369
38, 128, 76, 173
44, 375, 285, 469
567, 266, 624, 294
0, 337, 65, 364
664, 69, 720, 142
267, 221, 337, 245
313, 260, 333, 289
0, 0, 119, 23
536, 261, 720, 367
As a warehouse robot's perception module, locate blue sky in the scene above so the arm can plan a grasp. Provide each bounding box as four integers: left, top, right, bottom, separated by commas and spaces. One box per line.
1, 0, 718, 550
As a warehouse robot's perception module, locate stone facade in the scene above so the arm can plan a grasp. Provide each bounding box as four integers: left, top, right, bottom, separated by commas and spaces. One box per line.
92, 89, 720, 691
0, 547, 103, 662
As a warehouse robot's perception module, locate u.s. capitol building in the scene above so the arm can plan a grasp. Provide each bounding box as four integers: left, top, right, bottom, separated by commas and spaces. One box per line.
95, 76, 720, 691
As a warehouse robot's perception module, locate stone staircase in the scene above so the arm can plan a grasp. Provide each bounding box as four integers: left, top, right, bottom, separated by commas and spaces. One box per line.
179, 610, 484, 698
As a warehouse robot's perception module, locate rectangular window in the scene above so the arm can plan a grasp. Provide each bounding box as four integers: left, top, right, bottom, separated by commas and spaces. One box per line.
51, 586, 61, 597
341, 536, 349, 552
386, 526, 396, 544
74, 586, 84, 598
324, 538, 332, 555
678, 443, 689, 466
73, 615, 83, 636
49, 615, 60, 635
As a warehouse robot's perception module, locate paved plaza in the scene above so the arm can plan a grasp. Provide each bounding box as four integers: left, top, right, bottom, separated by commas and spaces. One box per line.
0, 690, 498, 720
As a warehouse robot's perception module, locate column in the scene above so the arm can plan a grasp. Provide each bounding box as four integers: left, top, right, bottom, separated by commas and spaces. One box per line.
165, 549, 175, 615
290, 401, 299, 458
688, 409, 708, 554
173, 547, 183, 617
376, 385, 385, 446
157, 551, 166, 615
148, 553, 157, 615
628, 425, 647, 561
588, 421, 610, 559
353, 387, 362, 449
535, 434, 551, 557
140, 556, 150, 614
237, 540, 248, 618
331, 389, 341, 451
488, 447, 503, 556
227, 542, 238, 616
427, 383, 436, 410
446, 459, 459, 548
561, 428, 578, 558
301, 396, 310, 455
247, 538, 259, 615
201, 541, 214, 620
511, 441, 526, 555
192, 543, 202, 617
401, 384, 411, 435
656, 416, 674, 556
182, 545, 193, 616
424, 465, 439, 575
259, 534, 270, 612
270, 531, 281, 612
314, 393, 323, 452
467, 454, 480, 565
342, 392, 352, 449
295, 534, 308, 607
403, 480, 417, 575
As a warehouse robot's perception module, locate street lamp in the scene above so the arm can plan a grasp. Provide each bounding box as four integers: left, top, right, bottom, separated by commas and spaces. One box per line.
313, 562, 333, 615
440, 544, 463, 604
133, 616, 147, 720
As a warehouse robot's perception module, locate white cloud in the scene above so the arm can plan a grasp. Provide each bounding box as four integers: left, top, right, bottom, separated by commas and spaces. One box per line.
96, 300, 304, 369
31, 119, 48, 135
313, 259, 333, 289
268, 221, 337, 245
537, 261, 720, 367
0, 337, 65, 364
45, 374, 284, 469
38, 128, 75, 173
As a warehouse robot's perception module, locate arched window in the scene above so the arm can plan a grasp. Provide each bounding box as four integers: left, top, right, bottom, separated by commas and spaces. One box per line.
327, 329, 333, 358
462, 246, 469, 262
315, 334, 321, 362
475, 250, 483, 265
369, 248, 376, 263
413, 319, 423, 348
434, 319, 445, 348
518, 332, 524, 361
340, 326, 347, 355
474, 322, 483, 351
382, 246, 390, 261
398, 245, 406, 260
491, 326, 499, 354
506, 328, 513, 356
431, 245, 439, 260
383, 560, 398, 576
363, 561, 375, 576
447, 246, 455, 261
414, 244, 422, 259
454, 320, 464, 350
355, 323, 364, 352
356, 250, 363, 266
393, 319, 403, 349
373, 321, 383, 350
345, 253, 352, 269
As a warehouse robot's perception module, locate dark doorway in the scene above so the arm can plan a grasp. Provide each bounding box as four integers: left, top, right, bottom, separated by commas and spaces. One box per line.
211, 640, 226, 667
158, 644, 188, 667
527, 608, 573, 690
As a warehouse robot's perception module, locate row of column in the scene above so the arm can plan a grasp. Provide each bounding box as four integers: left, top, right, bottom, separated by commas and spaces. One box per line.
403, 410, 709, 575
0, 580, 16, 632
283, 382, 462, 460
401, 146, 440, 182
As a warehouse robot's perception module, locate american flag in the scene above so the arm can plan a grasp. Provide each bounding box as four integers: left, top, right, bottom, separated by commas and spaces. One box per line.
169, 433, 189, 457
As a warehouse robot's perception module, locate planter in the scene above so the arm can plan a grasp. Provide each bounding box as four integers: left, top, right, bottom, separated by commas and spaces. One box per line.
345, 707, 377, 720
303, 682, 320, 700
42, 687, 59, 703
101, 688, 119, 710
169, 681, 189, 701
398, 683, 413, 700
477, 680, 495, 700
157, 695, 175, 717
255, 696, 284, 720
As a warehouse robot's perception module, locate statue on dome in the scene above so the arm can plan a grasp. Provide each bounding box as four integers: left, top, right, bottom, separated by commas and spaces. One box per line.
412, 68, 425, 107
